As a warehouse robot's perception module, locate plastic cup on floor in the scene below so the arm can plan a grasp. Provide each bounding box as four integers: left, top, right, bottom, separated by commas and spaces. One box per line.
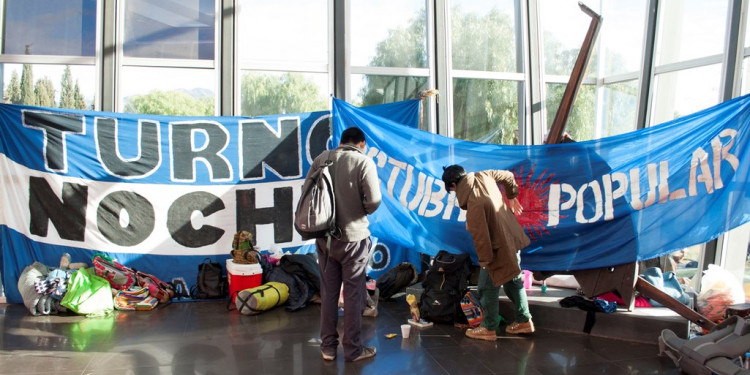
401, 324, 411, 338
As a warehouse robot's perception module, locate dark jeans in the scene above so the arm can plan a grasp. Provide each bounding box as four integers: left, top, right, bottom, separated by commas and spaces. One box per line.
316, 236, 371, 361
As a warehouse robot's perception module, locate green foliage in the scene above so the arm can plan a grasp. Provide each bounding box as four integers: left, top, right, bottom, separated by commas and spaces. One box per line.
20, 64, 35, 105
370, 13, 427, 69
60, 66, 76, 109
34, 77, 55, 107
73, 81, 87, 110
5, 71, 21, 103
545, 83, 595, 141
4, 65, 87, 109
124, 90, 214, 116
358, 11, 427, 106
240, 72, 327, 116
450, 8, 520, 144
451, 8, 515, 72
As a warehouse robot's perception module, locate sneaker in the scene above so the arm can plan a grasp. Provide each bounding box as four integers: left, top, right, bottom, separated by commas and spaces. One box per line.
505, 320, 535, 334
363, 306, 378, 317
465, 326, 497, 341
321, 349, 336, 361
351, 346, 376, 362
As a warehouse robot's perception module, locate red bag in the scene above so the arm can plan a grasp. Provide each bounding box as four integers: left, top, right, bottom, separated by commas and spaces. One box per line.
136, 271, 175, 304
92, 255, 136, 290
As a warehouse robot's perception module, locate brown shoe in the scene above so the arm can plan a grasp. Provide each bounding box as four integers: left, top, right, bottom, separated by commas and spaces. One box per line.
505, 320, 535, 334
465, 326, 497, 341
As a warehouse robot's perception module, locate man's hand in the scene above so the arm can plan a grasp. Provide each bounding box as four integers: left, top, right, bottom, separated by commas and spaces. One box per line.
508, 198, 523, 215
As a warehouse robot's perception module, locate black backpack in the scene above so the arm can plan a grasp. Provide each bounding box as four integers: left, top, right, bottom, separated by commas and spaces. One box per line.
419, 250, 472, 324
191, 258, 227, 299
376, 262, 418, 300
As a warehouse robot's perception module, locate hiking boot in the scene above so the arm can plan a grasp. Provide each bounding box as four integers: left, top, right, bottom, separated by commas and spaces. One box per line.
321, 348, 336, 361
505, 320, 535, 334
465, 326, 497, 341
350, 346, 376, 362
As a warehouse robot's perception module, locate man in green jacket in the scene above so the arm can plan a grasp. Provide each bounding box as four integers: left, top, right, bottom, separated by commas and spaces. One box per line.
442, 165, 534, 341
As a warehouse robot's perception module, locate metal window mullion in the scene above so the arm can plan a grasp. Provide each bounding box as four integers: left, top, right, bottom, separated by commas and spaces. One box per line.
220, 0, 233, 116
515, 0, 527, 145
526, 0, 544, 145
652, 55, 724, 75
451, 69, 524, 81
333, 0, 348, 100
119, 57, 214, 69
721, 0, 745, 101
0, 55, 95, 65
327, 0, 335, 107
425, 0, 437, 134
435, 0, 451, 137
600, 71, 640, 85
100, 0, 115, 111
240, 62, 329, 74
349, 65, 430, 77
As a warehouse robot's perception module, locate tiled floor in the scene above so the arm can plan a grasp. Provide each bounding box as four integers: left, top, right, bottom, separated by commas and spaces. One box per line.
0, 295, 681, 375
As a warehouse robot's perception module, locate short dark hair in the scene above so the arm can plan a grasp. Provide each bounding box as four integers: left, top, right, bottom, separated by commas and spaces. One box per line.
442, 165, 466, 188
340, 127, 366, 145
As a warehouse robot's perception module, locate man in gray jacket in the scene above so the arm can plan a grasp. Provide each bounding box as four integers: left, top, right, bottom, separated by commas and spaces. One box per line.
312, 127, 381, 362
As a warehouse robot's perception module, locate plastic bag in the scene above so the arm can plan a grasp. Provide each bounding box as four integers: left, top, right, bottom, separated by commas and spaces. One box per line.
61, 267, 114, 316
697, 265, 744, 322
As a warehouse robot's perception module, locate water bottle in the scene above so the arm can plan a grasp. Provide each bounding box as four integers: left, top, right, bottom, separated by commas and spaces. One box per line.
523, 270, 532, 289
744, 352, 750, 369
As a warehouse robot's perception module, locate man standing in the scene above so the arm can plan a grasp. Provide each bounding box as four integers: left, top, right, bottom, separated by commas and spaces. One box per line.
441, 165, 534, 341
311, 127, 381, 362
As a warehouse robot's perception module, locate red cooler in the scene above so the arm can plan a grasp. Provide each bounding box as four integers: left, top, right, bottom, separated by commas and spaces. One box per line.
226, 259, 262, 298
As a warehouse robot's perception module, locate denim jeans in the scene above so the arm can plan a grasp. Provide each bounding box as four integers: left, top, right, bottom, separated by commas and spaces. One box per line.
478, 255, 532, 331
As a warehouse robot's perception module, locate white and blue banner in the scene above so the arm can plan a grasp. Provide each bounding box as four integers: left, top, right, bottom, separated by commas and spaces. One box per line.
1, 93, 749, 304
0, 99, 422, 304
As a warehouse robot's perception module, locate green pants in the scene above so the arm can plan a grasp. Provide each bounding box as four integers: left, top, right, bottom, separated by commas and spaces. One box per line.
478, 262, 531, 331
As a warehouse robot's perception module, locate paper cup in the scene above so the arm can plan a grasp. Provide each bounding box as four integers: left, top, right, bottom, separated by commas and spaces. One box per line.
401, 324, 411, 338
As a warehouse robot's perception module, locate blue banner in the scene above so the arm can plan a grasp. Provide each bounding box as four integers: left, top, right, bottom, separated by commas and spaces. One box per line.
331, 96, 750, 272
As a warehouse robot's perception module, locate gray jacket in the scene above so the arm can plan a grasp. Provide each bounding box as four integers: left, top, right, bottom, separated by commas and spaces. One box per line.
307, 144, 381, 242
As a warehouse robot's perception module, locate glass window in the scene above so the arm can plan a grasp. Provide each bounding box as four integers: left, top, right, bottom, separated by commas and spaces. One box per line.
654, 0, 728, 65
352, 73, 427, 107
599, 0, 647, 76
350, 0, 427, 68
237, 0, 328, 67
3, 0, 97, 56
742, 58, 750, 95
650, 64, 721, 125
1, 63, 95, 109
240, 71, 329, 116
449, 0, 523, 145
453, 78, 521, 144
119, 66, 216, 116
236, 0, 330, 116
123, 0, 215, 60
598, 81, 639, 138
540, 0, 600, 78
451, 0, 519, 73
545, 83, 596, 141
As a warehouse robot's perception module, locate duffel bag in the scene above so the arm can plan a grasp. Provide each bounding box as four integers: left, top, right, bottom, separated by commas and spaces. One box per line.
233, 282, 289, 315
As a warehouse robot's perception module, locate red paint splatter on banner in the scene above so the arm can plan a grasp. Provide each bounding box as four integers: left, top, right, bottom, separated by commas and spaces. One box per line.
501, 164, 561, 241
